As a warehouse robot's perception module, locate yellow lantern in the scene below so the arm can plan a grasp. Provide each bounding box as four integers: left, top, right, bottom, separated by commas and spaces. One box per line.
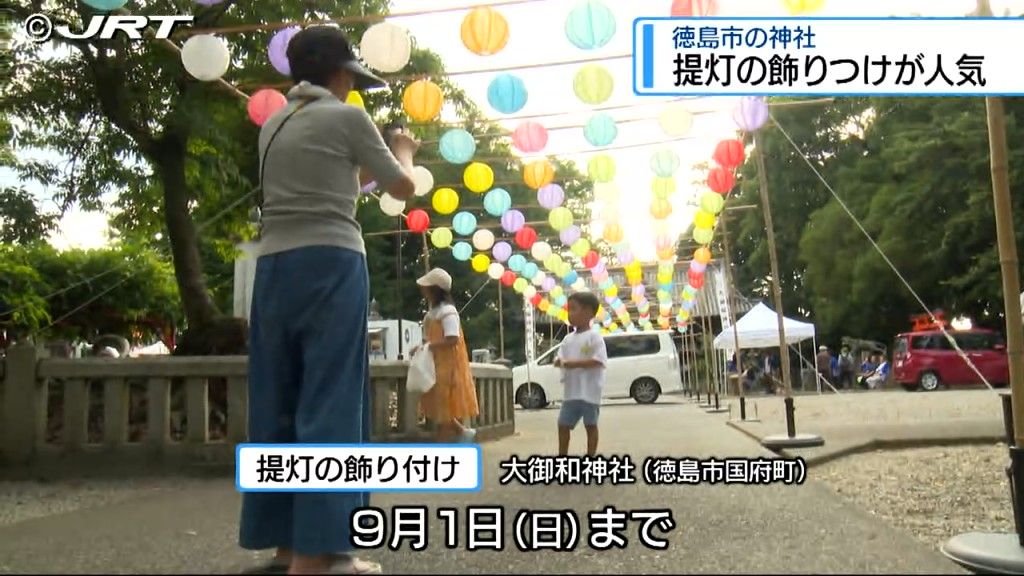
693, 227, 714, 245
658, 103, 693, 137
463, 162, 494, 193
608, 322, 619, 332
603, 222, 624, 243
548, 207, 573, 231
431, 227, 453, 249
604, 285, 618, 298
402, 79, 443, 122
539, 299, 550, 312
652, 177, 676, 199
657, 271, 672, 284
594, 182, 620, 203
571, 238, 591, 258
573, 64, 614, 105
523, 160, 554, 190
513, 278, 528, 293
650, 198, 672, 220
694, 210, 716, 229
346, 91, 364, 108
626, 262, 642, 276
461, 6, 510, 56
782, 0, 826, 15
432, 187, 460, 215
587, 155, 616, 183
471, 253, 491, 273
550, 286, 564, 300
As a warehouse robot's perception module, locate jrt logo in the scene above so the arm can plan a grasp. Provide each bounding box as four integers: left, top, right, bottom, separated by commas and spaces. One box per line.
23, 13, 194, 43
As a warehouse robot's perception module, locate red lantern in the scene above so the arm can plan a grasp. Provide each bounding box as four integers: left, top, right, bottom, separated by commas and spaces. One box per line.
712, 139, 745, 170
707, 167, 735, 194
583, 250, 600, 269
501, 271, 517, 287
688, 268, 704, 285
515, 226, 537, 249
670, 0, 718, 16
530, 294, 543, 306
689, 275, 705, 290
405, 209, 430, 233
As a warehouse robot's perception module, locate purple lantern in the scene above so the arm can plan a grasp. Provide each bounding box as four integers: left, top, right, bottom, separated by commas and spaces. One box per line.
269, 26, 301, 76
632, 285, 645, 299
542, 277, 557, 292
689, 260, 707, 274
360, 180, 378, 194
733, 96, 769, 132
537, 183, 565, 210
492, 241, 513, 262
618, 250, 634, 265
195, 0, 224, 5
501, 209, 525, 233
559, 225, 581, 246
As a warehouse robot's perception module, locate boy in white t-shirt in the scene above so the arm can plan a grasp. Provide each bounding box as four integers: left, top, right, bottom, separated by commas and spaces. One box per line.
553, 291, 607, 456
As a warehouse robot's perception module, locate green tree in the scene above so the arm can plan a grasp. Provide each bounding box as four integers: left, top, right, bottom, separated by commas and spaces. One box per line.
0, 186, 58, 244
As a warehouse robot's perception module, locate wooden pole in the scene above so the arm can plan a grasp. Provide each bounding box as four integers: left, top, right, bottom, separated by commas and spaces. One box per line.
719, 212, 747, 413
498, 282, 506, 360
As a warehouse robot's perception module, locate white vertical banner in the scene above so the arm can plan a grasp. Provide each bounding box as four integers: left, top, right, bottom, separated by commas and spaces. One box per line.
523, 295, 536, 363
714, 263, 732, 330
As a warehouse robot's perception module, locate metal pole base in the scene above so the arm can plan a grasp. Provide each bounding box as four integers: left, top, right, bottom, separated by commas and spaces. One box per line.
761, 396, 824, 449
706, 392, 728, 413
942, 532, 1024, 574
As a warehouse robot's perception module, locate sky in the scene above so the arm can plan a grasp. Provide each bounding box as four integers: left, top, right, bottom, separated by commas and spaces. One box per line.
5, 0, 1023, 260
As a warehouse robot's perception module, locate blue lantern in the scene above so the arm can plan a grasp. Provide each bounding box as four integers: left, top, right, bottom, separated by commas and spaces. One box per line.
521, 262, 539, 280
599, 278, 613, 290
650, 149, 680, 177
508, 254, 527, 272
564, 270, 579, 285
659, 282, 673, 293
555, 295, 568, 306
83, 0, 127, 8
439, 129, 476, 164
487, 74, 528, 115
452, 212, 477, 236
452, 242, 473, 261
584, 113, 617, 147
564, 0, 616, 50
483, 188, 512, 217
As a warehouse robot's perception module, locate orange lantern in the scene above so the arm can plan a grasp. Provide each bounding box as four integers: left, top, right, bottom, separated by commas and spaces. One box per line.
523, 160, 554, 190
402, 79, 443, 122
603, 222, 624, 243
461, 6, 510, 56
657, 246, 676, 261
650, 198, 672, 219
694, 246, 712, 264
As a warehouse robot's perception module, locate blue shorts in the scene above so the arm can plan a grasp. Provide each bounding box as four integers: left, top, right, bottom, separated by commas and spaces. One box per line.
558, 400, 600, 428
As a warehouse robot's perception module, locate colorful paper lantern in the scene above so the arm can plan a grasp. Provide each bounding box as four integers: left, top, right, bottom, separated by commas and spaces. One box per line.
524, 160, 555, 189
542, 277, 557, 291
694, 210, 716, 229
488, 262, 506, 280
559, 225, 581, 246
522, 262, 539, 279
713, 139, 746, 170
658, 103, 693, 137
247, 89, 287, 126
652, 177, 676, 199
690, 260, 707, 274
472, 253, 491, 273
512, 121, 548, 153
483, 188, 512, 217
452, 241, 473, 261
734, 96, 769, 132
694, 246, 712, 264
531, 241, 552, 261
700, 191, 725, 215
501, 209, 525, 233
670, 0, 719, 16
531, 294, 544, 306
402, 80, 443, 122
473, 229, 496, 251
573, 65, 614, 105
432, 188, 459, 215
594, 182, 620, 203
406, 209, 430, 233
584, 113, 618, 147
461, 6, 510, 56
181, 35, 231, 81
463, 162, 494, 193
488, 73, 528, 114
707, 167, 736, 194
82, 0, 128, 9
782, 0, 825, 15
693, 227, 714, 245
548, 207, 574, 231
537, 184, 565, 210
650, 198, 673, 219
525, 285, 538, 299
532, 270, 547, 286
439, 129, 476, 164
689, 276, 705, 290
346, 91, 364, 108
379, 193, 405, 216
650, 149, 680, 177
411, 166, 435, 197
603, 222, 624, 243
502, 271, 518, 287
431, 227, 453, 249
268, 27, 300, 76
492, 241, 513, 262
452, 212, 478, 236
583, 251, 600, 268
515, 226, 538, 249
565, 0, 616, 50
571, 238, 591, 258
359, 22, 412, 73
588, 155, 616, 183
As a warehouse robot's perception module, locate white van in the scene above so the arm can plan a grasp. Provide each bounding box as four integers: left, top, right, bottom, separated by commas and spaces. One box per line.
512, 330, 683, 409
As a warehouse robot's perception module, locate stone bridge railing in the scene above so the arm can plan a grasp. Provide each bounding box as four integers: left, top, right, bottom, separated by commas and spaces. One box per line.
0, 344, 514, 475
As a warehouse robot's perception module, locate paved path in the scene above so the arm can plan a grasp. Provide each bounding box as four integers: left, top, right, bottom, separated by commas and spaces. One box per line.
0, 398, 964, 574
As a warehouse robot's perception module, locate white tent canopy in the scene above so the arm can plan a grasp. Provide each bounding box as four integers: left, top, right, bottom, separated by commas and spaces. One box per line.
713, 302, 816, 352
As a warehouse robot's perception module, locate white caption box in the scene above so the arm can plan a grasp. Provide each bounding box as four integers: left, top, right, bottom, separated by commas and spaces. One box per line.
632, 17, 1024, 96
236, 444, 482, 492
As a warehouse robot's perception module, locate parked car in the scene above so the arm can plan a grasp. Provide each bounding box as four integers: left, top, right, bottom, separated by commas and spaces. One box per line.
512, 330, 683, 409
892, 328, 1009, 391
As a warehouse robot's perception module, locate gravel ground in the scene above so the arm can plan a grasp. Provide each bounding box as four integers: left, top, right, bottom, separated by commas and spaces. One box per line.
816, 443, 1015, 550
0, 477, 214, 527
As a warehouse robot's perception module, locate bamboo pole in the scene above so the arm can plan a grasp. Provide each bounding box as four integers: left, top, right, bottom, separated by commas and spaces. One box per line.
719, 212, 747, 418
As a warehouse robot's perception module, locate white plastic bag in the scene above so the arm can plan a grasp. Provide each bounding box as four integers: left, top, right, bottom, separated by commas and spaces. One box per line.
407, 345, 435, 393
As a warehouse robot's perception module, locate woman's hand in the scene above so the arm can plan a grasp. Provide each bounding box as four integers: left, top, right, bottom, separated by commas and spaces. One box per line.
389, 129, 420, 158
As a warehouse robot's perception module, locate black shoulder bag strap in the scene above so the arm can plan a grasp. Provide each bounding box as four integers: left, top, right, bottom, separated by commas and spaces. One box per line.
255, 96, 315, 239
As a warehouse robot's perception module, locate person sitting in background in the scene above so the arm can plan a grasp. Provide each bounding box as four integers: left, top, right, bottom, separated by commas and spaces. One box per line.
865, 354, 890, 390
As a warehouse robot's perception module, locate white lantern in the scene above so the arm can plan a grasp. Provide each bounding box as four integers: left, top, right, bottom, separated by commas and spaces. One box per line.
379, 192, 405, 216
412, 166, 434, 197
572, 278, 586, 291
532, 270, 547, 287
524, 286, 537, 299
658, 103, 693, 137
181, 35, 231, 81
487, 262, 505, 280
593, 182, 620, 203
530, 241, 552, 261
472, 229, 495, 251
359, 22, 412, 73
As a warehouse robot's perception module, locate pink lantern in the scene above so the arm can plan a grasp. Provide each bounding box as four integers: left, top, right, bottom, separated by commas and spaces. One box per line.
559, 225, 581, 246
247, 89, 288, 126
733, 96, 769, 132
268, 26, 301, 76
670, 0, 718, 16
512, 121, 548, 153
501, 209, 525, 233
537, 183, 565, 209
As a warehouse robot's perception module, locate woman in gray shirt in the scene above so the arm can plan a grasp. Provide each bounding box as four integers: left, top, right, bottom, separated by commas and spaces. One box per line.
239, 26, 418, 575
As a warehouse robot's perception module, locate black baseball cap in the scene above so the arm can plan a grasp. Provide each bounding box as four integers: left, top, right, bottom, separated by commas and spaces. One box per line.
285, 25, 388, 91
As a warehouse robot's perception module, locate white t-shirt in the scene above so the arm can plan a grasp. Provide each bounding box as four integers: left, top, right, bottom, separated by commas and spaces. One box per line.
558, 329, 607, 406
425, 304, 460, 338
